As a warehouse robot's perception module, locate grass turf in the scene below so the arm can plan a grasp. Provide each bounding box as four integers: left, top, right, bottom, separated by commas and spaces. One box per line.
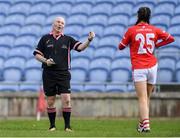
0, 118, 180, 137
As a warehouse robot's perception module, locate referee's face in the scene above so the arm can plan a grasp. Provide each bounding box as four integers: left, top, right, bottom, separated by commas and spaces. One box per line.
53, 17, 65, 33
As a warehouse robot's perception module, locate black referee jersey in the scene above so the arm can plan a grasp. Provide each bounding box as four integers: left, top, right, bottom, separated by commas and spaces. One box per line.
33, 33, 82, 71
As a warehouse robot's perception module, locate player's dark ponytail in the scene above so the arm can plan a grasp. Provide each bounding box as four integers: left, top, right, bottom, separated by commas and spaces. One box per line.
135, 7, 151, 25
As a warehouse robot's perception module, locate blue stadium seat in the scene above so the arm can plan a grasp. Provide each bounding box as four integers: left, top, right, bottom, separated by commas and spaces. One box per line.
156, 0, 178, 7
72, 47, 94, 60
41, 25, 51, 35
93, 47, 116, 60
128, 15, 137, 26
64, 25, 83, 39
95, 0, 115, 5
91, 3, 113, 17
103, 25, 125, 38
34, 0, 53, 5
24, 68, 42, 82
157, 57, 176, 82
25, 58, 41, 69
0, 2, 11, 16
14, 35, 37, 49
4, 57, 26, 70
67, 14, 87, 27
175, 60, 180, 82
114, 48, 130, 59
3, 67, 23, 81
89, 58, 111, 82
82, 25, 104, 39
0, 24, 20, 37
98, 36, 120, 49
0, 57, 4, 80
29, 2, 51, 16
112, 3, 132, 17
19, 83, 40, 92
108, 15, 129, 27
24, 13, 46, 26
106, 84, 127, 92
151, 15, 170, 29
71, 84, 84, 92
84, 84, 106, 92
157, 46, 180, 60
136, 0, 156, 6
154, 3, 174, 17
70, 69, 87, 82
110, 58, 131, 82
168, 25, 180, 37
19, 24, 42, 37
53, 0, 74, 5
0, 14, 5, 26
71, 57, 90, 71
158, 57, 176, 72
157, 69, 174, 82
115, 0, 136, 6
110, 69, 131, 82
4, 14, 25, 26
87, 14, 108, 27
172, 36, 180, 49
49, 3, 72, 17
9, 2, 31, 16
0, 35, 15, 48
111, 58, 131, 71
12, 0, 33, 5
170, 15, 180, 26
75, 0, 94, 5
8, 47, 32, 60
0, 83, 19, 92
174, 5, 180, 16
71, 3, 92, 16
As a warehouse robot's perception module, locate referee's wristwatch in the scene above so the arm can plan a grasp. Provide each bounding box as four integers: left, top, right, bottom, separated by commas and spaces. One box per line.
88, 38, 92, 42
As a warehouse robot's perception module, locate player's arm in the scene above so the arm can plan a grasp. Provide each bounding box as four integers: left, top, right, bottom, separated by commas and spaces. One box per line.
77, 32, 95, 51
118, 29, 131, 50
155, 29, 175, 48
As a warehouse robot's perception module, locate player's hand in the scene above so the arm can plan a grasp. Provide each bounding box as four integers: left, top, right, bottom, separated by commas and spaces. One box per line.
88, 32, 95, 41
46, 58, 56, 66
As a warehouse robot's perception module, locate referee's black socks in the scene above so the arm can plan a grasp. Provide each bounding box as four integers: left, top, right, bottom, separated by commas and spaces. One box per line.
62, 107, 71, 129
47, 107, 56, 128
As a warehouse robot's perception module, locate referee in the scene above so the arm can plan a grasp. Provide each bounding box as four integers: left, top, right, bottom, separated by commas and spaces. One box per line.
33, 16, 95, 132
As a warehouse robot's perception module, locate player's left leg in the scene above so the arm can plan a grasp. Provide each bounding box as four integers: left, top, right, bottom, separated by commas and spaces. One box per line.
61, 93, 73, 132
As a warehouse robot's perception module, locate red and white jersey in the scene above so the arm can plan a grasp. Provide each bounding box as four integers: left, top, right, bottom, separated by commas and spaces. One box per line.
119, 22, 172, 70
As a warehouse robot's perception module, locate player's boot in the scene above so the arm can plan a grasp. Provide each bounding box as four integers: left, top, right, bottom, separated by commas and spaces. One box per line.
64, 127, 73, 132
49, 126, 56, 131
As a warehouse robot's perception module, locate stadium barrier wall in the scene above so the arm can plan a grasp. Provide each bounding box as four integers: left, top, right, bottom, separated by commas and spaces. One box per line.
0, 92, 180, 118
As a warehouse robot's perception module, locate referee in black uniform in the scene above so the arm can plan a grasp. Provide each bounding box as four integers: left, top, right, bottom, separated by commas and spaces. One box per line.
33, 16, 95, 132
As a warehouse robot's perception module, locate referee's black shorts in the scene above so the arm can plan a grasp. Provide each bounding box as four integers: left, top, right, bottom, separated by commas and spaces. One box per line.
42, 69, 71, 96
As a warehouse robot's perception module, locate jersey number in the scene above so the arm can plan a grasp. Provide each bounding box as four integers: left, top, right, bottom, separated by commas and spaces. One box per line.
135, 33, 155, 54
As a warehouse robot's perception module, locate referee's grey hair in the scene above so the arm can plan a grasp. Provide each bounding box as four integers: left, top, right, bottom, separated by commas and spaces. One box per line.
53, 16, 65, 25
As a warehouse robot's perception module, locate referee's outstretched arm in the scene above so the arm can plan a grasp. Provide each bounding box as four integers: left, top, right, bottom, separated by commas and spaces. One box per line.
77, 32, 95, 51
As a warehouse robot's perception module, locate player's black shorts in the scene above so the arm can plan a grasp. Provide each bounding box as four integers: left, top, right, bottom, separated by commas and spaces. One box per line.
42, 69, 71, 96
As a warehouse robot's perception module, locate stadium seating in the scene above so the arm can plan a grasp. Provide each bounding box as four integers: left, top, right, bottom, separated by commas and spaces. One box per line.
0, 0, 180, 92
0, 1, 11, 16
0, 24, 20, 37
112, 3, 132, 17
4, 14, 25, 27
9, 2, 31, 16
106, 84, 127, 92
71, 3, 92, 16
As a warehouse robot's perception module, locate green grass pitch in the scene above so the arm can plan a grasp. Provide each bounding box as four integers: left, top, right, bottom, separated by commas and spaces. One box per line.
0, 118, 180, 137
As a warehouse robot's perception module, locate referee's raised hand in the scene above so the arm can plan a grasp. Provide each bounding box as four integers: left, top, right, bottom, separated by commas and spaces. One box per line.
88, 32, 95, 41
